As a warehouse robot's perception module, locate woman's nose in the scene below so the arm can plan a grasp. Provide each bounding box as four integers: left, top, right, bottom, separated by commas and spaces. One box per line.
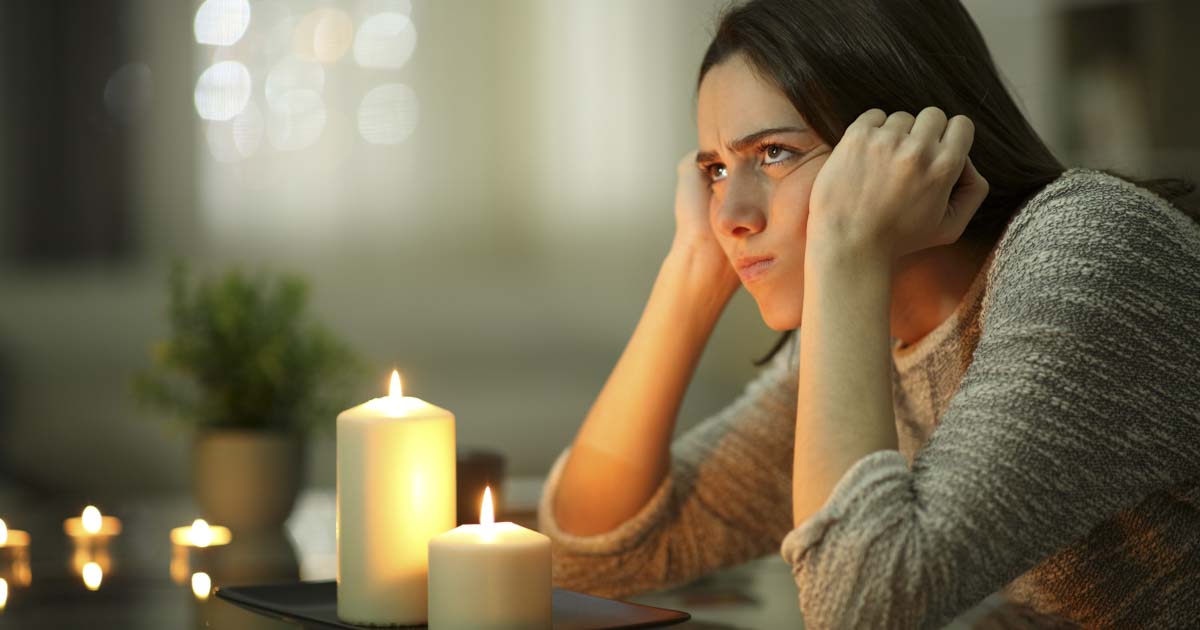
713, 177, 767, 238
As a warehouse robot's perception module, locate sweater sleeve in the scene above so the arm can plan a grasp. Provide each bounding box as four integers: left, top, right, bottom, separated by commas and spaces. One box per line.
780, 173, 1200, 629
538, 334, 800, 599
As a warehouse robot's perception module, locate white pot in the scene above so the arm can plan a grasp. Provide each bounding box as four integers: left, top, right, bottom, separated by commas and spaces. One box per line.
192, 430, 304, 532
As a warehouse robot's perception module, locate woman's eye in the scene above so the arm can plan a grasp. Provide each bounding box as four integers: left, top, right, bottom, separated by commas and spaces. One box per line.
706, 164, 728, 182
763, 144, 795, 165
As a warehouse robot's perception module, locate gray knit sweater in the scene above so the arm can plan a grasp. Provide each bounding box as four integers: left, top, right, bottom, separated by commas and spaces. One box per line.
537, 169, 1200, 628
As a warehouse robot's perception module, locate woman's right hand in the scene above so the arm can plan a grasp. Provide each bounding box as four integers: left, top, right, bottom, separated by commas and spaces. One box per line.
669, 151, 742, 303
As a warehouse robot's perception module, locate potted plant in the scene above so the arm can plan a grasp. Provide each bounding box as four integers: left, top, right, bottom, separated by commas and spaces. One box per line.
135, 263, 362, 531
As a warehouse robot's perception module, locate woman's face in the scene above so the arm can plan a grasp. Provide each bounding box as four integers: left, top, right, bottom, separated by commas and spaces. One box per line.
696, 54, 833, 330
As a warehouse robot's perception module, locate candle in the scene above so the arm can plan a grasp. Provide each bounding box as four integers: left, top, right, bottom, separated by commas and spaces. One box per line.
0, 519, 30, 549
64, 506, 122, 538
0, 518, 33, 589
337, 370, 456, 626
428, 487, 552, 630
65, 506, 120, 581
0, 577, 7, 610
170, 519, 232, 548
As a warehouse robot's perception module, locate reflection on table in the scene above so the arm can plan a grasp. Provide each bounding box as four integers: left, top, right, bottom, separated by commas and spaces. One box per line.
0, 486, 822, 629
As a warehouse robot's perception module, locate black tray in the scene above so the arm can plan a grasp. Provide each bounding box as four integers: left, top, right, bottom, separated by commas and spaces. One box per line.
216, 580, 690, 629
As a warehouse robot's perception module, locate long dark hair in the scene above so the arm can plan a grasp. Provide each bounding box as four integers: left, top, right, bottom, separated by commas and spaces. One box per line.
697, 0, 1197, 366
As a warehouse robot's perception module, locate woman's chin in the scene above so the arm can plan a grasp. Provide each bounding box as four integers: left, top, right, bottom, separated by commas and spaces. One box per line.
758, 304, 801, 331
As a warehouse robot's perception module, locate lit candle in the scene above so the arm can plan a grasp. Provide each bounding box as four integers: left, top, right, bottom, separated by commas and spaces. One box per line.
65, 506, 120, 581
0, 577, 7, 610
64, 506, 122, 538
337, 370, 456, 626
0, 518, 30, 549
428, 487, 552, 630
170, 519, 232, 548
0, 518, 33, 589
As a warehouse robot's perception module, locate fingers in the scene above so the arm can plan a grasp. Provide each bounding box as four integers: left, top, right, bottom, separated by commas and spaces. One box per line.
909, 107, 948, 142
944, 156, 989, 238
882, 111, 916, 134
939, 115, 975, 162
852, 108, 887, 130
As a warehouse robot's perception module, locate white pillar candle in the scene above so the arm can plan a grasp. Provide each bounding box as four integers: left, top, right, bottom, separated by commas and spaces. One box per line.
428, 487, 552, 630
338, 370, 457, 626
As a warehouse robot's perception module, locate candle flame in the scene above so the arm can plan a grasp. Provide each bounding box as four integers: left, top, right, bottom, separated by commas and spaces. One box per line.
191, 572, 213, 600
191, 519, 213, 548
82, 562, 103, 591
82, 506, 103, 534
0, 518, 7, 546
0, 577, 7, 609
389, 370, 403, 398
480, 486, 494, 526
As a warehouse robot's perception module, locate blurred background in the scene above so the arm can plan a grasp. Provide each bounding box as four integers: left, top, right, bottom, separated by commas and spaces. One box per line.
1, 0, 1198, 501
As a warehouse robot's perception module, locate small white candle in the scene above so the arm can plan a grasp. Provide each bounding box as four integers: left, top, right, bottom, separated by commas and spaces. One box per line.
63, 506, 122, 538
170, 519, 232, 548
0, 518, 30, 548
337, 370, 456, 626
428, 487, 552, 630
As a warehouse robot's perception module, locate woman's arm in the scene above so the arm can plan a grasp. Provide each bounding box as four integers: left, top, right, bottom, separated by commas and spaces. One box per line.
792, 239, 897, 524
784, 171, 1200, 628
553, 245, 732, 536
540, 325, 800, 598
792, 107, 987, 526
553, 151, 742, 536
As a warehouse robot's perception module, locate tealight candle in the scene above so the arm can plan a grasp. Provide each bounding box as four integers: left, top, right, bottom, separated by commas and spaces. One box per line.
0, 518, 33, 589
64, 506, 122, 538
170, 519, 232, 548
65, 506, 120, 580
428, 487, 552, 630
0, 519, 30, 549
337, 370, 456, 626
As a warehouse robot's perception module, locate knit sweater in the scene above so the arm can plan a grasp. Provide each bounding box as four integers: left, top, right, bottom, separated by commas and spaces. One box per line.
537, 169, 1200, 628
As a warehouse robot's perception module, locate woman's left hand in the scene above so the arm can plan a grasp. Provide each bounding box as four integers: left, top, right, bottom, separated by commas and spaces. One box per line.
807, 107, 990, 264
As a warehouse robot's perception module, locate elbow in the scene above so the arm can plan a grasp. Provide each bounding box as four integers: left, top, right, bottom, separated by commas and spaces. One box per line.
791, 529, 946, 630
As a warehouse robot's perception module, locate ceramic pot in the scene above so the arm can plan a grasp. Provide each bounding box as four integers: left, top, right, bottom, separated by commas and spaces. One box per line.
192, 430, 304, 532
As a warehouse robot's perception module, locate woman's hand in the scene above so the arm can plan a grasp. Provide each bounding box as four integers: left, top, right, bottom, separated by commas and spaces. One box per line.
807, 107, 990, 264
669, 150, 741, 301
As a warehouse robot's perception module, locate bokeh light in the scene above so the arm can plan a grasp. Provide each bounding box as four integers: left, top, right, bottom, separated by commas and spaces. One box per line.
313, 8, 354, 64
357, 83, 419, 145
82, 562, 103, 591
265, 57, 324, 109
354, 12, 417, 69
194, 0, 252, 47
191, 572, 212, 601
194, 61, 252, 121
268, 89, 328, 151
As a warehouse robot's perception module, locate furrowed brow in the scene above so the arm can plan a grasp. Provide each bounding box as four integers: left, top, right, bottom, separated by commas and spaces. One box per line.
695, 125, 808, 167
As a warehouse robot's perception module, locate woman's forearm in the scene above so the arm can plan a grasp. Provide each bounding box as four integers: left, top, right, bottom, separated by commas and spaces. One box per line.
793, 238, 898, 527
555, 245, 734, 536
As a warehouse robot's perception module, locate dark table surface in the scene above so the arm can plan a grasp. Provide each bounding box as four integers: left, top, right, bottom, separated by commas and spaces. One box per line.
0, 486, 815, 629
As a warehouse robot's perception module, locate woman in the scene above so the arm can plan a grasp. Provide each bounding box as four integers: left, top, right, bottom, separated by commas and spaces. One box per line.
538, 0, 1200, 627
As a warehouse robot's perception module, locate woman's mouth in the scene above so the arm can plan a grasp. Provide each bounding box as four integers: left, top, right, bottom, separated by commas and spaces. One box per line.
736, 256, 775, 283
